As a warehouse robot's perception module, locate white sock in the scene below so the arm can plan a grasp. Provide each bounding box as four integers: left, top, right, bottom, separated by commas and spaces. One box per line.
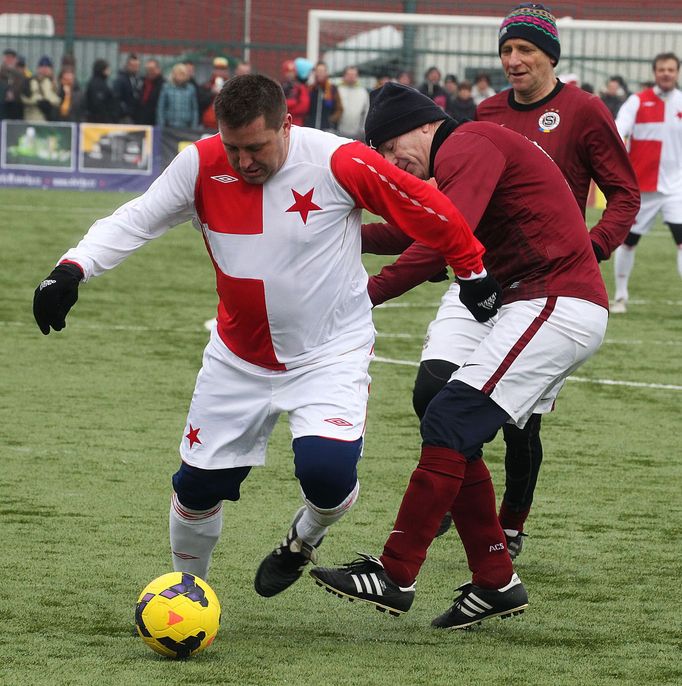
677, 245, 682, 278
614, 244, 636, 301
296, 480, 360, 545
169, 492, 223, 581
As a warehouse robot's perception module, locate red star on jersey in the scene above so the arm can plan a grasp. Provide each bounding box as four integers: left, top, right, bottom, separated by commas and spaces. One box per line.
186, 424, 202, 448
286, 187, 322, 224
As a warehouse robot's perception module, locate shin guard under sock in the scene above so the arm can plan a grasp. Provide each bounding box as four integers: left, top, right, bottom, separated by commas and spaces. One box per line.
381, 446, 466, 587
451, 460, 514, 589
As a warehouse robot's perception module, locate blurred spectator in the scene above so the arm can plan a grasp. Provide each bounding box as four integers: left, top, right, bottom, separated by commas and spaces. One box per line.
612, 75, 630, 98
581, 82, 594, 94
22, 55, 60, 122
112, 53, 142, 123
443, 74, 458, 115
374, 74, 392, 90
57, 69, 84, 121
183, 59, 212, 118
305, 61, 342, 132
200, 56, 230, 130
472, 72, 496, 105
336, 65, 369, 140
559, 72, 580, 87
233, 62, 252, 76
156, 63, 199, 129
600, 76, 626, 119
396, 70, 412, 86
85, 58, 119, 123
1, 48, 25, 119
281, 58, 310, 126
417, 66, 447, 109
447, 79, 476, 120
137, 58, 164, 125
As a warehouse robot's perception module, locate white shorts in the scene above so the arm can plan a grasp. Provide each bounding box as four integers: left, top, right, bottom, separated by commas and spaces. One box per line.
631, 191, 682, 235
180, 330, 373, 469
422, 283, 608, 427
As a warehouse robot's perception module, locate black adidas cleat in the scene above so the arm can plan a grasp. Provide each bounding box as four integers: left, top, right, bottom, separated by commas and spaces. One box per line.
254, 507, 323, 597
310, 553, 415, 617
431, 572, 528, 630
504, 530, 528, 561
435, 512, 453, 538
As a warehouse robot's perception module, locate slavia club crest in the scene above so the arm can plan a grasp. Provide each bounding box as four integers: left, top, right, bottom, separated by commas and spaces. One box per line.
538, 110, 561, 133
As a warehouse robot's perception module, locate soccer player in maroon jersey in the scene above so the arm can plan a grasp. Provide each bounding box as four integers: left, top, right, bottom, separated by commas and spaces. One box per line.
309, 82, 609, 629
364, 3, 640, 558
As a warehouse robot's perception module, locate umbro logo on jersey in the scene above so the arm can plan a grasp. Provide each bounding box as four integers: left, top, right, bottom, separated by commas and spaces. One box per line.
324, 417, 353, 427
643, 102, 656, 107
211, 174, 239, 183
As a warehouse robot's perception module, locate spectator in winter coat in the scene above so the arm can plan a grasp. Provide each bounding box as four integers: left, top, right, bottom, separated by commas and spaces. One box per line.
305, 61, 343, 132
137, 59, 165, 125
85, 58, 119, 123
156, 63, 199, 129
112, 53, 142, 123
22, 55, 61, 122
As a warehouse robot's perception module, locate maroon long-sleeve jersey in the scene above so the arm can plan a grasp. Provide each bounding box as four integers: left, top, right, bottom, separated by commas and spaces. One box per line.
365, 120, 608, 309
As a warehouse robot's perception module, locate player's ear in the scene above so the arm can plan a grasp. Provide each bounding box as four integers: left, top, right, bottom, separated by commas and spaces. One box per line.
282, 113, 293, 133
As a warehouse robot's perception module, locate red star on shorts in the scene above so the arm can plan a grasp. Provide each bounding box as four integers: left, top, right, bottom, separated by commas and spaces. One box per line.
186, 424, 202, 448
286, 187, 322, 224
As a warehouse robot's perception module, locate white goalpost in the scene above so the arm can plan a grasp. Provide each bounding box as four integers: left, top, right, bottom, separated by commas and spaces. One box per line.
306, 9, 682, 88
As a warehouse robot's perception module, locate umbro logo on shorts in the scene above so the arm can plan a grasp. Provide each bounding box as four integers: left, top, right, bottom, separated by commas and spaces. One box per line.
211, 174, 239, 183
324, 417, 353, 426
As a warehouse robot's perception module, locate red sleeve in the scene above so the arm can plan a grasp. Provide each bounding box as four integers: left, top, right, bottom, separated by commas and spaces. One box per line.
361, 222, 415, 254
331, 141, 485, 279
368, 242, 447, 306
583, 98, 640, 259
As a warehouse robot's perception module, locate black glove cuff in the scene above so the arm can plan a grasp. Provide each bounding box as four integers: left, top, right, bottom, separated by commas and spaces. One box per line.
54, 262, 84, 281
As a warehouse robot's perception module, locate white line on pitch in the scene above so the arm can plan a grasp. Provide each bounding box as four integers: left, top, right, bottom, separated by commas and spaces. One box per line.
372, 356, 682, 391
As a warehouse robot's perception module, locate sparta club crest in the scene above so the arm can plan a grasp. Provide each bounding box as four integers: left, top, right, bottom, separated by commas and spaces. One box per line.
538, 111, 561, 133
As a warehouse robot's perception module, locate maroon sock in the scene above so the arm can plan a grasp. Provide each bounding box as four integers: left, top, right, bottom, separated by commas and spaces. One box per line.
498, 500, 531, 533
380, 446, 466, 587
451, 459, 514, 589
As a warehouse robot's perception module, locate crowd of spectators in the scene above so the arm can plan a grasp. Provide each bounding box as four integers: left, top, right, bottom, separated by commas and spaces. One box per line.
0, 46, 635, 133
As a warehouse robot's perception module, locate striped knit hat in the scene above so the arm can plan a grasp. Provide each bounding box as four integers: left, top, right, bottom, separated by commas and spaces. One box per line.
499, 3, 561, 65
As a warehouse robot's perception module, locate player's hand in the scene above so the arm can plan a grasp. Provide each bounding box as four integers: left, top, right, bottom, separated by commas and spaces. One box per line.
33, 263, 84, 335
458, 273, 502, 322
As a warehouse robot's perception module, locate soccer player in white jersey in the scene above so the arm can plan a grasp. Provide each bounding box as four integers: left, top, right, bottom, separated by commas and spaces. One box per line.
613, 52, 682, 313
33, 75, 501, 599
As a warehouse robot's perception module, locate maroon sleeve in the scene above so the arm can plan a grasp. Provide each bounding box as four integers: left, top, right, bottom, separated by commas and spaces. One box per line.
367, 242, 446, 306
583, 98, 640, 259
330, 141, 485, 279
361, 222, 415, 255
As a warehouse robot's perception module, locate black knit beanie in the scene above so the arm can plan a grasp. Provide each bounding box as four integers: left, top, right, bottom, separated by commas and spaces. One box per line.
364, 83, 447, 149
498, 3, 561, 65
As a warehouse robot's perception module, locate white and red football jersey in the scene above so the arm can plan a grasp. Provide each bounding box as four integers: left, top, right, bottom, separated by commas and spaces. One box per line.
61, 126, 484, 370
616, 86, 682, 194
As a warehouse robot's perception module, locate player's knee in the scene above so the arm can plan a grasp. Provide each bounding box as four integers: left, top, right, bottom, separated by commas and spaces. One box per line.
172, 463, 252, 510
623, 232, 641, 248
667, 222, 682, 245
293, 436, 362, 508
412, 359, 459, 419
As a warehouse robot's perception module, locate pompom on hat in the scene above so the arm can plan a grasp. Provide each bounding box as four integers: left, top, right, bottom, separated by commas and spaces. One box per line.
498, 3, 560, 65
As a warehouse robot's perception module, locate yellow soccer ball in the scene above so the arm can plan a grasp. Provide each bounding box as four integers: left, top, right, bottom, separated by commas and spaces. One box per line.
135, 572, 221, 659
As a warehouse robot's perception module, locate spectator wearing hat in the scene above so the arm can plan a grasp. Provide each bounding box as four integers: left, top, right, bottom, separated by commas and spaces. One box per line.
281, 58, 309, 126
200, 57, 230, 130
1, 48, 25, 119
85, 58, 119, 123
22, 55, 60, 122
137, 58, 165, 125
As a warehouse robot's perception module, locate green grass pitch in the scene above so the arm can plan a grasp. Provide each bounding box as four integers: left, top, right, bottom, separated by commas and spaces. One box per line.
2, 188, 681, 685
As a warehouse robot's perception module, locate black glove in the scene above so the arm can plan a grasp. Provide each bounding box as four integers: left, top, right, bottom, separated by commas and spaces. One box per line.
592, 241, 605, 263
33, 263, 84, 335
458, 273, 502, 322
